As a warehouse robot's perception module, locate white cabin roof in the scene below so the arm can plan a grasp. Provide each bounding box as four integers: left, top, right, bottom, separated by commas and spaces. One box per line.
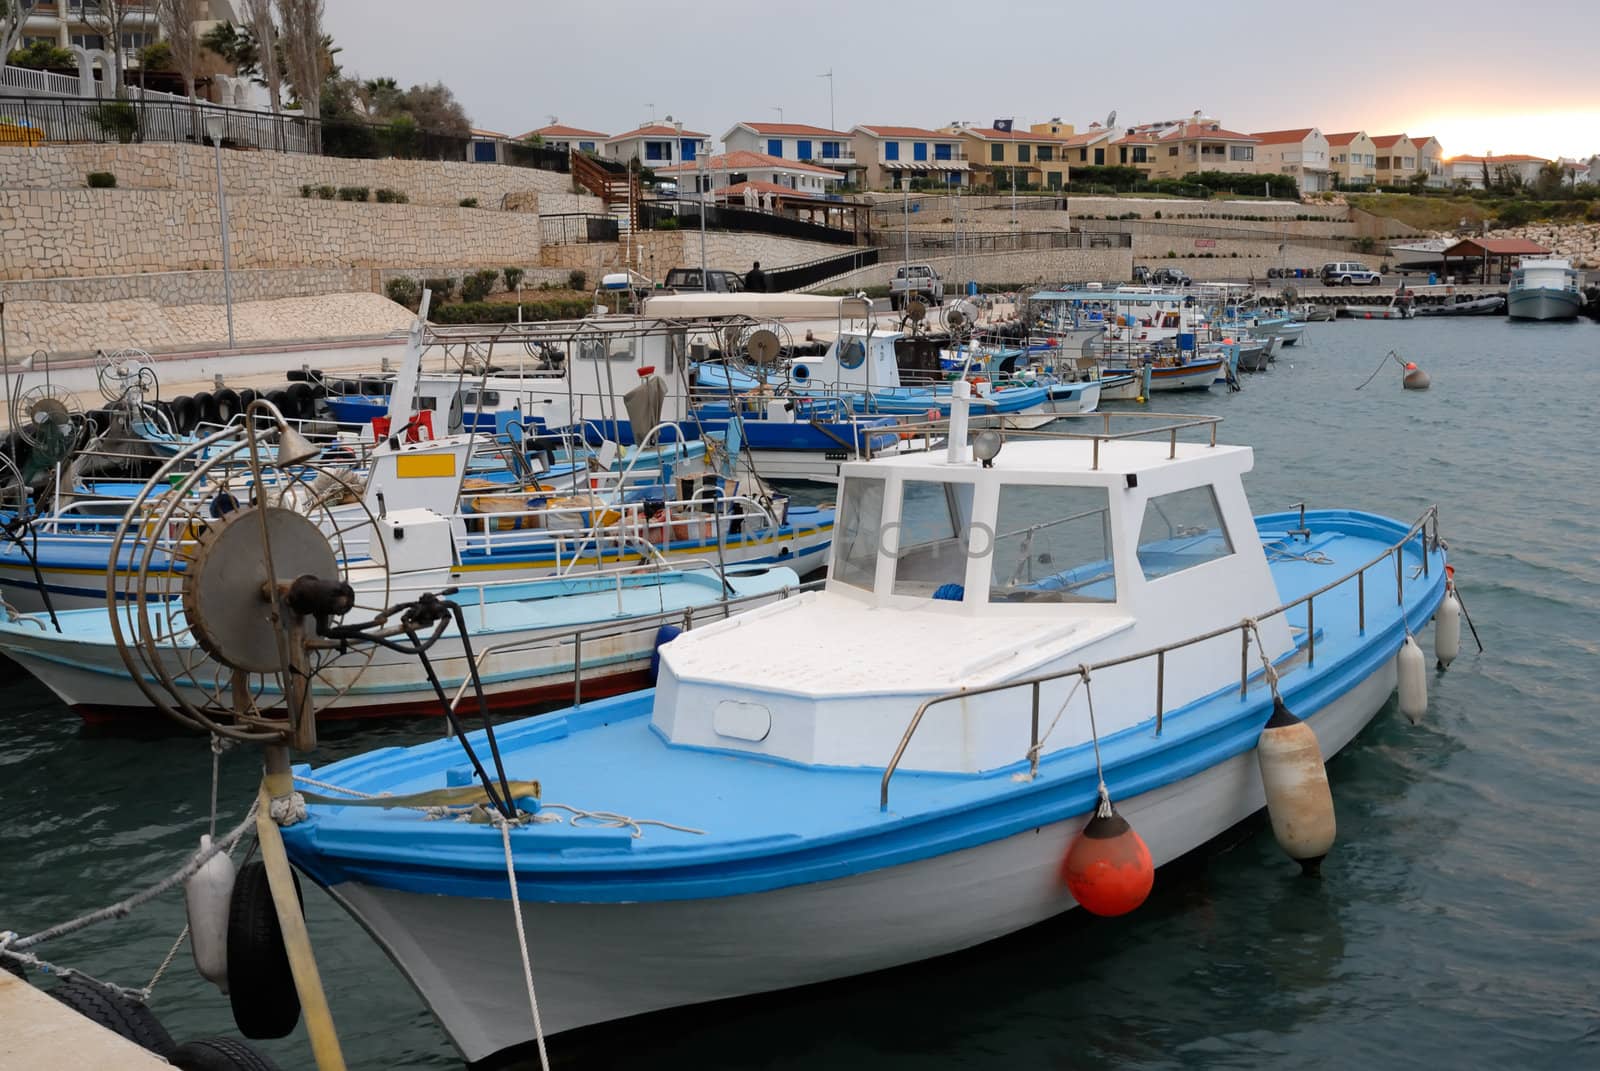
841, 438, 1250, 480
643, 293, 864, 319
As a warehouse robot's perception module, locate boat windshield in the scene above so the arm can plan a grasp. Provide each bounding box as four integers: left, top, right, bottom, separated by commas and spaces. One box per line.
990, 485, 1116, 603
892, 480, 975, 598
1136, 486, 1233, 580
833, 477, 885, 590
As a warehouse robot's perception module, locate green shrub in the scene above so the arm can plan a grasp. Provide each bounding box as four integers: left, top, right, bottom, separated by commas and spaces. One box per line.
374, 188, 409, 203
317, 185, 336, 200
300, 183, 313, 198
385, 277, 421, 308
422, 276, 455, 302
86, 171, 117, 189
1153, 210, 1162, 219
337, 186, 369, 202
567, 269, 587, 291
1165, 250, 1176, 258
91, 101, 138, 143
433, 299, 592, 324
502, 266, 524, 291
460, 268, 499, 303
656, 216, 679, 230
458, 197, 479, 208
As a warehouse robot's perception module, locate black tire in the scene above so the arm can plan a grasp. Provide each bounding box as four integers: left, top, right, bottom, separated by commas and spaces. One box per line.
264, 389, 294, 420
192, 391, 221, 427
284, 369, 308, 382
50, 976, 177, 1057
150, 400, 177, 435
86, 409, 112, 437
236, 388, 259, 412
286, 382, 315, 415
3, 956, 23, 979
170, 1036, 283, 1071
226, 860, 302, 1040
214, 388, 242, 422
170, 395, 199, 435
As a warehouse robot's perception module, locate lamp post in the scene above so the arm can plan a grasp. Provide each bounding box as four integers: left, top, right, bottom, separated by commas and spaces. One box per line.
204, 112, 236, 350
698, 152, 709, 291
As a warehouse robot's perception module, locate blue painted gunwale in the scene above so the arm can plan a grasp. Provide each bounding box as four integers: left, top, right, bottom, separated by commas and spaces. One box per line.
280, 509, 1445, 904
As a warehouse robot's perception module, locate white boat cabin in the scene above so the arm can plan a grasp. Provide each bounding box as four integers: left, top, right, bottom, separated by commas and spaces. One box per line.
793, 328, 907, 394
654, 415, 1295, 774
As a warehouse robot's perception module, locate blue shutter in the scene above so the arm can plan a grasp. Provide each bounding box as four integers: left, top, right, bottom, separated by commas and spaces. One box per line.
935, 143, 951, 161
768, 138, 783, 157
797, 140, 812, 160
680, 139, 696, 162
913, 142, 928, 161
578, 141, 595, 152
885, 141, 899, 161
821, 141, 839, 159
645, 141, 665, 161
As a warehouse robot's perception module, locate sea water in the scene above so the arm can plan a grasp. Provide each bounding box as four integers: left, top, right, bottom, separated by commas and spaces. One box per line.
2, 316, 1597, 1069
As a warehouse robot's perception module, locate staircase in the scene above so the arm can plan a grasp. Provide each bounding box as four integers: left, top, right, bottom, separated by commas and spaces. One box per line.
571, 151, 642, 243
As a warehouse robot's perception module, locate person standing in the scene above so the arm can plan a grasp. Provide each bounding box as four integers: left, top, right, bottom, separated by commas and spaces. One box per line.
744, 261, 768, 292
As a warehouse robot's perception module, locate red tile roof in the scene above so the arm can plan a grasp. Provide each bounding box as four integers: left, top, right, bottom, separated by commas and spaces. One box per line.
1063, 128, 1116, 146
1159, 122, 1258, 142
655, 150, 844, 176
1410, 134, 1437, 146
853, 125, 960, 140
736, 122, 848, 137
1447, 153, 1548, 164
1441, 238, 1551, 257
1370, 134, 1411, 149
1325, 131, 1367, 146
607, 124, 708, 142
520, 124, 608, 140
1250, 128, 1316, 145
718, 180, 818, 200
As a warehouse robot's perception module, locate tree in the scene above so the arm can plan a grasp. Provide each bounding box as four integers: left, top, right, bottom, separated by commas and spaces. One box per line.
1532, 160, 1565, 199
200, 21, 260, 81
8, 38, 74, 70
153, 0, 199, 101
241, 0, 282, 114
79, 0, 142, 99
0, 1, 43, 62
398, 82, 469, 138
359, 75, 401, 118
276, 0, 327, 143
1407, 169, 1429, 194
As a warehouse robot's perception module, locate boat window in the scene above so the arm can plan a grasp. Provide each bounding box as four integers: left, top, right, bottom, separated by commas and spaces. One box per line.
838, 337, 865, 370
892, 480, 975, 598
462, 390, 500, 406
1136, 486, 1233, 580
990, 485, 1116, 603
833, 477, 885, 591
578, 336, 635, 362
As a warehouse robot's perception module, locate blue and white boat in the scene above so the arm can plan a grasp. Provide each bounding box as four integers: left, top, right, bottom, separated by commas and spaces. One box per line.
280, 396, 1452, 1065
1506, 258, 1582, 321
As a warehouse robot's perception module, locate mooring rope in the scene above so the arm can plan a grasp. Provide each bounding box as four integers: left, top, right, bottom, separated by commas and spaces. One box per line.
495, 814, 551, 1071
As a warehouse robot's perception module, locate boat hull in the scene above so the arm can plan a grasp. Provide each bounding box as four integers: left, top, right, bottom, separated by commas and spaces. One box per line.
1506, 288, 1582, 321
324, 661, 1399, 1064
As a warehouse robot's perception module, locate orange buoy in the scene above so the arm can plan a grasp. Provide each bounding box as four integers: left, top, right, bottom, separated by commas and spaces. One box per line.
1060, 793, 1154, 916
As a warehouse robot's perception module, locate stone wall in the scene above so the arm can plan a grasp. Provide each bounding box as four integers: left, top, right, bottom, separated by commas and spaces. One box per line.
0, 144, 572, 209
0, 189, 542, 279
538, 231, 854, 281
805, 247, 1134, 292
0, 266, 369, 304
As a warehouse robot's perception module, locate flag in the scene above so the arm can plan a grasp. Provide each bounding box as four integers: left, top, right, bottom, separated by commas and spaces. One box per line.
994, 119, 1012, 132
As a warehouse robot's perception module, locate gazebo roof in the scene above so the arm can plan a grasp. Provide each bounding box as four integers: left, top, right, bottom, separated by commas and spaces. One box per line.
1440, 238, 1551, 257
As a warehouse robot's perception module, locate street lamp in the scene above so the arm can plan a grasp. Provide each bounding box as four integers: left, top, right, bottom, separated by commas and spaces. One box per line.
204, 112, 236, 350
698, 152, 709, 290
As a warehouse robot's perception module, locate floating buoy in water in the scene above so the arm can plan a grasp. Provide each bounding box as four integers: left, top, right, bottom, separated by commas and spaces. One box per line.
1257, 696, 1336, 875
1436, 567, 1462, 669
1402, 361, 1431, 390
1060, 792, 1154, 916
1397, 634, 1428, 722
184, 834, 236, 992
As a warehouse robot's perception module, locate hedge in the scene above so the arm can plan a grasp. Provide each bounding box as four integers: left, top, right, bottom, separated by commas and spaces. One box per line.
431, 299, 592, 324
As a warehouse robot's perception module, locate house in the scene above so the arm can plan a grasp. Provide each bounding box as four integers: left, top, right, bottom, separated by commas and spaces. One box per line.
516, 124, 608, 155
654, 150, 845, 200
1061, 123, 1117, 168
849, 125, 971, 190
1326, 132, 1377, 187
722, 122, 860, 185
1149, 121, 1260, 179
467, 129, 509, 164
1029, 118, 1075, 138
605, 123, 710, 169
12, 0, 236, 97
1370, 135, 1419, 186
944, 125, 1072, 190
1445, 154, 1550, 189
1410, 135, 1447, 187
1247, 128, 1332, 192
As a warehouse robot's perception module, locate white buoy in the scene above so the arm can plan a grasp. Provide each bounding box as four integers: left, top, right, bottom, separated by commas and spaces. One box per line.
184, 834, 236, 992
1257, 697, 1337, 875
1436, 590, 1462, 669
1397, 635, 1428, 723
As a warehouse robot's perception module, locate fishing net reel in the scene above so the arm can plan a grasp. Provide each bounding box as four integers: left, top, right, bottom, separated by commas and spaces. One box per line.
95, 347, 159, 404
106, 401, 390, 747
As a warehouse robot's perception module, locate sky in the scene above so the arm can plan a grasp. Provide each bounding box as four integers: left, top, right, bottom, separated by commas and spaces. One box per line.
321, 0, 1600, 161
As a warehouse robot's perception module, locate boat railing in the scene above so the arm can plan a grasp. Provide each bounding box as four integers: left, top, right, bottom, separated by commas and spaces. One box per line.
879, 503, 1442, 809
885, 409, 1223, 471
445, 576, 827, 711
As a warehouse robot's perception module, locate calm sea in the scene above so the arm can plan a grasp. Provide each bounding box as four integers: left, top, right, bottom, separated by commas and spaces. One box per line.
2, 316, 1597, 1070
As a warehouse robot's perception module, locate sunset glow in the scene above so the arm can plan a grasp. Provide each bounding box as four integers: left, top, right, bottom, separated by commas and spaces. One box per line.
1401, 110, 1600, 162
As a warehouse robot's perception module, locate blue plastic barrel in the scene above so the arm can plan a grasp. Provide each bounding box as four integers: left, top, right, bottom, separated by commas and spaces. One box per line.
1177, 332, 1196, 351
1428, 272, 1437, 285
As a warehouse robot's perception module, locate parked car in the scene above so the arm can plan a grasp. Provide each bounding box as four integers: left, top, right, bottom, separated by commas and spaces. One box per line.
1321, 261, 1383, 286
1132, 265, 1193, 287
889, 264, 944, 310
662, 268, 745, 293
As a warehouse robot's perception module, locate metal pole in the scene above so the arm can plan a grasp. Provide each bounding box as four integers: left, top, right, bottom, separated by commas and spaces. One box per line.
211, 133, 236, 349
699, 154, 708, 290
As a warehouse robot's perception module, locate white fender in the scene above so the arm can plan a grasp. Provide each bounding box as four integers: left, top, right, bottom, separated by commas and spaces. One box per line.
1435, 591, 1461, 668
1257, 699, 1336, 872
1397, 635, 1428, 723
185, 834, 237, 992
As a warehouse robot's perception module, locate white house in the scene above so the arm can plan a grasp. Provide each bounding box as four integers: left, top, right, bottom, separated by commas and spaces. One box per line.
516, 123, 608, 155
1249, 128, 1334, 192
722, 122, 860, 185
1446, 154, 1549, 189
655, 150, 844, 200
605, 123, 710, 169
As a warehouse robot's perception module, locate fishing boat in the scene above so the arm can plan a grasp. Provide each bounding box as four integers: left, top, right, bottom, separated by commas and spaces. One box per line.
1413, 294, 1506, 317
1506, 258, 1582, 321
279, 396, 1452, 1065
1337, 294, 1415, 320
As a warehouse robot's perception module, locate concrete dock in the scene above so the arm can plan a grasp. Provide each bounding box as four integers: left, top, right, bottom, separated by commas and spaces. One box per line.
0, 971, 172, 1069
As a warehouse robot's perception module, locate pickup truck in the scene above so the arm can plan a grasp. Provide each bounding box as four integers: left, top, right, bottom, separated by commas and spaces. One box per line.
662, 268, 746, 293
889, 264, 944, 310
